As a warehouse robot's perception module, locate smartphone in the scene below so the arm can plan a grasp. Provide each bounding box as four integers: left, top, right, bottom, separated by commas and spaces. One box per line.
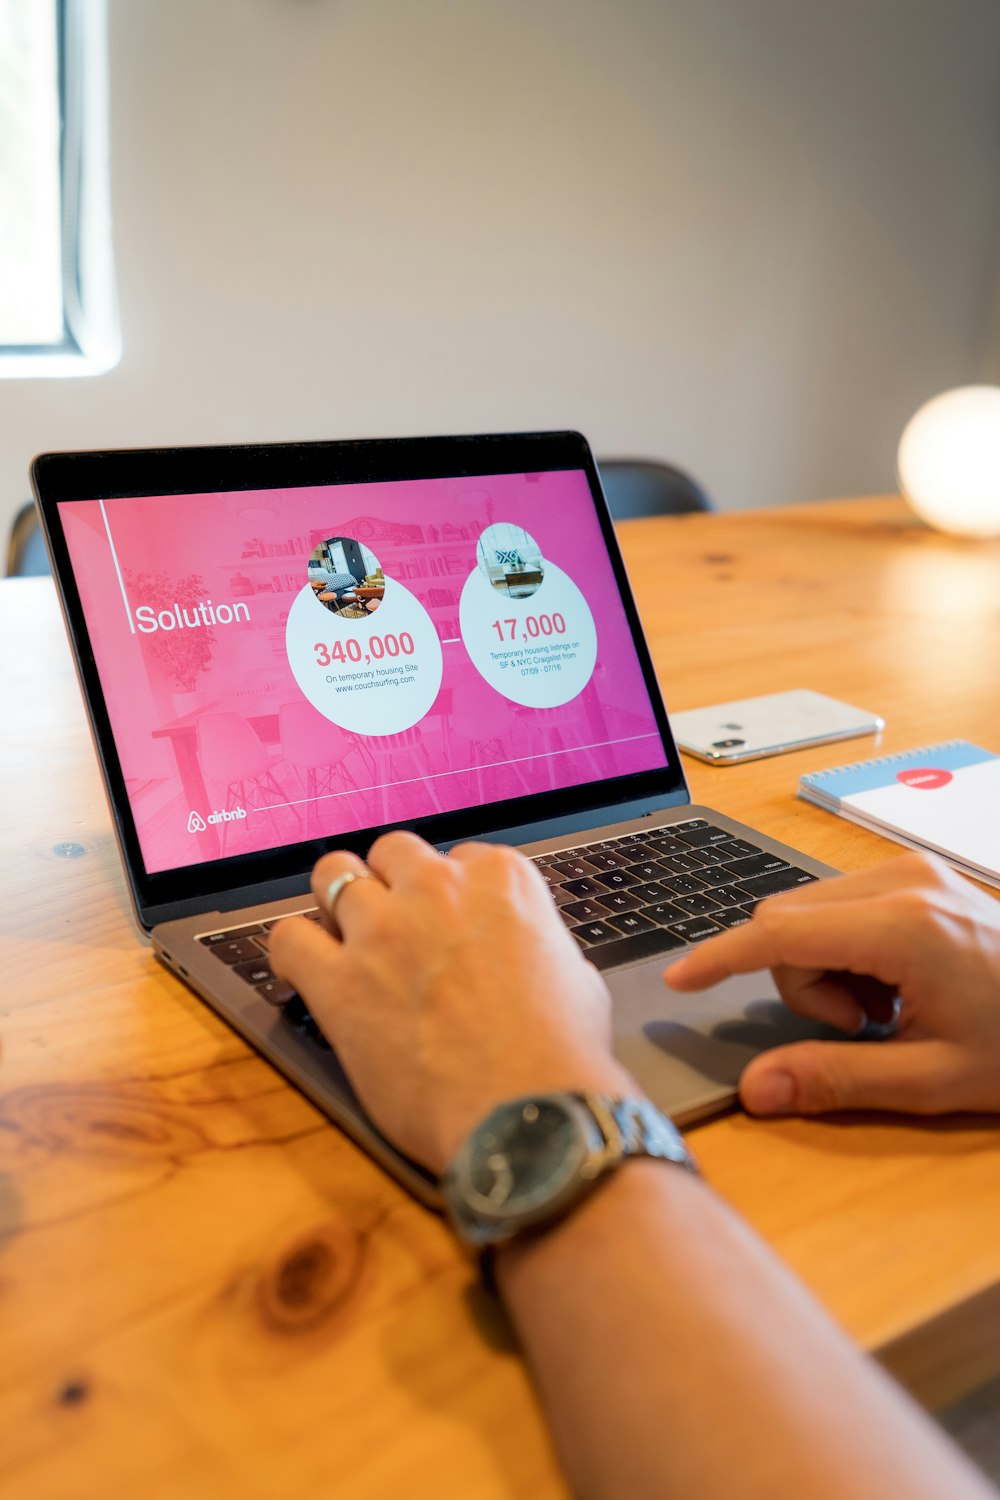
671, 689, 885, 765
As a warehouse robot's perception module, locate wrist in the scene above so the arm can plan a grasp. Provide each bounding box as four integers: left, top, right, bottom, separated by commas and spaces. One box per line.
493, 1154, 703, 1289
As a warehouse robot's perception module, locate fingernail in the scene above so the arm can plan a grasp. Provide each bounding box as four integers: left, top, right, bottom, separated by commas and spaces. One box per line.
744, 1071, 795, 1115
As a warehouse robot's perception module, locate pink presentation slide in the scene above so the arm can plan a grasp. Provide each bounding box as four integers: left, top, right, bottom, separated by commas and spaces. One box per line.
59, 469, 668, 873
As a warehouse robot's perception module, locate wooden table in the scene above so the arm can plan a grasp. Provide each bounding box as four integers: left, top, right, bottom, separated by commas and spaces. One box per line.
3, 497, 1000, 1499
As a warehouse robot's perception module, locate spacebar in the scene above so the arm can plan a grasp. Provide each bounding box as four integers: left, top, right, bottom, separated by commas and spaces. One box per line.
587, 927, 686, 972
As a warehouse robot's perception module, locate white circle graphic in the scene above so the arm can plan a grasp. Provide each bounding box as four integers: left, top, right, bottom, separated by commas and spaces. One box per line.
286, 579, 443, 736
459, 559, 598, 708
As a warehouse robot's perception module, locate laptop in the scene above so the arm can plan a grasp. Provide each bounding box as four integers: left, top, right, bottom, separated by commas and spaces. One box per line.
33, 430, 840, 1204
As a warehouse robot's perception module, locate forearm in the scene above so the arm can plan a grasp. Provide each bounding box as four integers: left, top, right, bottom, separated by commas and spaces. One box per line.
496, 1161, 993, 1500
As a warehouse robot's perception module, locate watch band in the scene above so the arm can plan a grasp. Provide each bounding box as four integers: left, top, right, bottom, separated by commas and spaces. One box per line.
581, 1093, 700, 1174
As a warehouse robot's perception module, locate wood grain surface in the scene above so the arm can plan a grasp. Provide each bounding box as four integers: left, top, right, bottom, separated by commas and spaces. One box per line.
3, 497, 1000, 1499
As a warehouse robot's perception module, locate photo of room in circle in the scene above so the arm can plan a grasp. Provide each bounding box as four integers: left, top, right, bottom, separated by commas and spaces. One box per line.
476, 523, 545, 599
308, 537, 385, 619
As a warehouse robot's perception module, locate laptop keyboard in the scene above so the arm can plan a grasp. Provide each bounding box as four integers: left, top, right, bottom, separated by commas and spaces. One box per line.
530, 819, 816, 971
197, 911, 332, 1044
195, 819, 816, 1036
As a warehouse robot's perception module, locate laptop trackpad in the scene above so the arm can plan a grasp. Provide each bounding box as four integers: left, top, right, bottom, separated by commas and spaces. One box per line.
608, 957, 846, 1125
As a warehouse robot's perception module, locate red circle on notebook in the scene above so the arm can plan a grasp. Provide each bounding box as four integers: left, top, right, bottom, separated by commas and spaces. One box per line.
896, 767, 952, 790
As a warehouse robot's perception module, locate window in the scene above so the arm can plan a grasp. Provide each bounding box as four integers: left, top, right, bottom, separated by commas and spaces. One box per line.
0, 0, 118, 375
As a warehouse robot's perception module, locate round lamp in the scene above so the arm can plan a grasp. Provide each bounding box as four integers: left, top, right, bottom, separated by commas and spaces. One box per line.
897, 385, 1000, 538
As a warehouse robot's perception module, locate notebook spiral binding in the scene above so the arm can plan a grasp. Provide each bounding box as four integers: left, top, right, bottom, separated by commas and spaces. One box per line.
799, 741, 965, 786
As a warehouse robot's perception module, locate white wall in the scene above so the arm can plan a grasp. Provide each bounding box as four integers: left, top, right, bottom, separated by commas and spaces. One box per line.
5, 0, 1000, 538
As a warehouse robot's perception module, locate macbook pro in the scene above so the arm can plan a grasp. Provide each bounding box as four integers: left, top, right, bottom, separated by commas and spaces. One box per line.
33, 431, 839, 1202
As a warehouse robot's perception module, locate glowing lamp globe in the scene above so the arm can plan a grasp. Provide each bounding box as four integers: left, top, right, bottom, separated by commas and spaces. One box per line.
897, 385, 1000, 538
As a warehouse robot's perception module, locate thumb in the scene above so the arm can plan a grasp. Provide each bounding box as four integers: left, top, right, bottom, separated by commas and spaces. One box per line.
739, 1038, 955, 1117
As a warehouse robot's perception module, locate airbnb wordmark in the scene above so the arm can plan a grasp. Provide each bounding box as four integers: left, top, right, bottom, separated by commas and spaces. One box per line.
186, 807, 247, 832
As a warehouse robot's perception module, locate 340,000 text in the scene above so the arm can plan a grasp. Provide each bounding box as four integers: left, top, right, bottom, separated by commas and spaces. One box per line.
314, 632, 416, 667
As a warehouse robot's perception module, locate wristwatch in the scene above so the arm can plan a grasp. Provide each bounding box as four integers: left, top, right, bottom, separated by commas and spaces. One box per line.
441, 1091, 698, 1254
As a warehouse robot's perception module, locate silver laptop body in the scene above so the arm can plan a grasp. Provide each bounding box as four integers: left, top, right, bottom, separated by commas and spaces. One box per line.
33, 431, 839, 1205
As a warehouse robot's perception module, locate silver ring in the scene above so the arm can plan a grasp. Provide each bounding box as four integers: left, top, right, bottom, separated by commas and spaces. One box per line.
324, 869, 371, 928
854, 993, 903, 1042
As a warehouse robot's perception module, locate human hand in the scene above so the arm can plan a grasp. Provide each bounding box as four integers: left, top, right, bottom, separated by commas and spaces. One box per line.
664, 853, 1000, 1118
268, 833, 635, 1173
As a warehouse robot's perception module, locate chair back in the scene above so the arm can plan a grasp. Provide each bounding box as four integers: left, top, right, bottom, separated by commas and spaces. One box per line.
596, 460, 713, 520
278, 701, 353, 772
7, 501, 50, 576
197, 713, 270, 786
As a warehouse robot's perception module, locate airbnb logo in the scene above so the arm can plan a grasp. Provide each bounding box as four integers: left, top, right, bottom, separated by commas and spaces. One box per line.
186, 807, 247, 831
896, 767, 952, 791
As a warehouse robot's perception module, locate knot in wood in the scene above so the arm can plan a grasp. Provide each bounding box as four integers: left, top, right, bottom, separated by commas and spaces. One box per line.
256, 1221, 365, 1335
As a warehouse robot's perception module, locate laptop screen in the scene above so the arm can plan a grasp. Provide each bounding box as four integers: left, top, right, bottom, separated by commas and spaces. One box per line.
56, 463, 671, 879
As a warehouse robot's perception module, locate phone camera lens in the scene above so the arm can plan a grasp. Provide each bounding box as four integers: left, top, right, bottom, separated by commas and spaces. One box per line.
711, 738, 746, 749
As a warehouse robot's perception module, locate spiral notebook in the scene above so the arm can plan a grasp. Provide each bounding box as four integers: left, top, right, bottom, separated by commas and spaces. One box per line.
798, 740, 1000, 889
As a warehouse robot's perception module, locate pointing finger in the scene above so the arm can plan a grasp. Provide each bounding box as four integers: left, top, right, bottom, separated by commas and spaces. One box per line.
665, 897, 909, 994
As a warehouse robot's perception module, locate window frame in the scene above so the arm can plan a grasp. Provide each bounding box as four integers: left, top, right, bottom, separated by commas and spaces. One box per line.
0, 0, 118, 378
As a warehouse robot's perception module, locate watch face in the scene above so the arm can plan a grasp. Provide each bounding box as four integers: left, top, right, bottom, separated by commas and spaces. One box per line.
463, 1097, 593, 1221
